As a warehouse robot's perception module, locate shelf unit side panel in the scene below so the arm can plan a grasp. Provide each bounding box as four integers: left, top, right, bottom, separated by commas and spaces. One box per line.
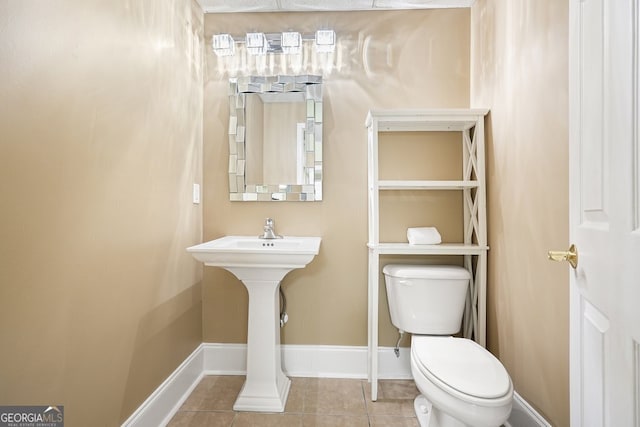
475, 118, 488, 246
368, 120, 380, 246
462, 128, 473, 245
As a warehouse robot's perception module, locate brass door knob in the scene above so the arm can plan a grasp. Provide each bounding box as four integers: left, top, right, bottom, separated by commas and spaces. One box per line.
548, 244, 578, 269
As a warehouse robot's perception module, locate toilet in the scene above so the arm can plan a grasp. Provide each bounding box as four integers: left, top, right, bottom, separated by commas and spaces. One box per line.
383, 264, 513, 427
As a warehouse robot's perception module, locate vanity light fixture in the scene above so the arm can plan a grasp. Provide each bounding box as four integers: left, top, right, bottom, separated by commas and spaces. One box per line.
212, 33, 235, 57
212, 29, 337, 57
315, 29, 336, 53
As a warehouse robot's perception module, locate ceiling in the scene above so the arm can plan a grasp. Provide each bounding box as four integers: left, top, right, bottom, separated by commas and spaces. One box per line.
196, 0, 475, 13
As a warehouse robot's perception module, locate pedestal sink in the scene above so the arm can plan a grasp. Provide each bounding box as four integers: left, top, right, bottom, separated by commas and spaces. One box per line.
187, 235, 321, 412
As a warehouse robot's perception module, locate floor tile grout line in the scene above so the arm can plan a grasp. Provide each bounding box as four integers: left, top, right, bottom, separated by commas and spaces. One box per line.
360, 379, 374, 427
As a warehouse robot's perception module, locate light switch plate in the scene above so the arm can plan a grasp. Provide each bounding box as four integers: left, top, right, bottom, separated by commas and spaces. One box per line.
193, 183, 200, 204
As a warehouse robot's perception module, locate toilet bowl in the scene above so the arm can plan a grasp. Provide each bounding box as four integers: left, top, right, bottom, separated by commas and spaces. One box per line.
411, 336, 513, 427
383, 264, 513, 427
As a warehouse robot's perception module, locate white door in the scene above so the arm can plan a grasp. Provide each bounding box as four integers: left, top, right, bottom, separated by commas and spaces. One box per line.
568, 0, 640, 426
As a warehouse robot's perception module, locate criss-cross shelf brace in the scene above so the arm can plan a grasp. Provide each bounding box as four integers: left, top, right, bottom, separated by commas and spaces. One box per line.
366, 109, 489, 402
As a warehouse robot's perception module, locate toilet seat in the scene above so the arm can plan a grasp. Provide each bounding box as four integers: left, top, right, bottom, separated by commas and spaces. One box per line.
411, 336, 511, 405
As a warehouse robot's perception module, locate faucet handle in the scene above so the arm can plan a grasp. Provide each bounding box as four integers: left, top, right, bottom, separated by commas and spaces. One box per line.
265, 218, 274, 227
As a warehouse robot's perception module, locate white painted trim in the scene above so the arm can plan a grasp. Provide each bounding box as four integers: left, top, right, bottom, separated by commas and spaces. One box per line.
202, 343, 247, 375
201, 343, 412, 379
121, 344, 204, 427
122, 343, 548, 427
196, 0, 476, 14
504, 391, 552, 427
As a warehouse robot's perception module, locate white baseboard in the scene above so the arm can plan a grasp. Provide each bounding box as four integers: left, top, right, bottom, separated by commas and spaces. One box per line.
505, 391, 552, 427
202, 343, 412, 379
122, 343, 550, 427
121, 346, 204, 427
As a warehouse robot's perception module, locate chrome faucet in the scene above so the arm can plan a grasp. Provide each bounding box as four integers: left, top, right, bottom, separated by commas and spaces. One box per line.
259, 218, 282, 239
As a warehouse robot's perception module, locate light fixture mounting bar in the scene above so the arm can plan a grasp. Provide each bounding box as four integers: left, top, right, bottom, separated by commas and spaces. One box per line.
212, 29, 336, 56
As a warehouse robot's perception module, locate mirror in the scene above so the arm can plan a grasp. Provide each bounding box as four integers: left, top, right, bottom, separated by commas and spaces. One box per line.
228, 75, 323, 201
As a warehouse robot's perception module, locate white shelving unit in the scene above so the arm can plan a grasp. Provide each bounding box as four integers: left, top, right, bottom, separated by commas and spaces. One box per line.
366, 109, 489, 401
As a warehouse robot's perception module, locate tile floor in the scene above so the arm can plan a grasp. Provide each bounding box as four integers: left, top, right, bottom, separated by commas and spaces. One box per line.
168, 376, 420, 426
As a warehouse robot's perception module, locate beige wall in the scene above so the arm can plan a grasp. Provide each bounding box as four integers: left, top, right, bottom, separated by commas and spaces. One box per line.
203, 10, 470, 346
471, 1, 570, 425
0, 2, 571, 424
0, 0, 204, 425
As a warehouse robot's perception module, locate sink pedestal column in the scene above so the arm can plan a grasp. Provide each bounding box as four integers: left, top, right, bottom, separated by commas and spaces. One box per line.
230, 268, 291, 412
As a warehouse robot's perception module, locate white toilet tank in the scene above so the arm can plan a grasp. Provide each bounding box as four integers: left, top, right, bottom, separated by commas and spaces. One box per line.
383, 264, 470, 335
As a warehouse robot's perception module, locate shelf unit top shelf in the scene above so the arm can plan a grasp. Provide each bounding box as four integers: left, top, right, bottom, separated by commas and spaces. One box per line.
377, 180, 478, 190
366, 108, 489, 132
367, 242, 488, 255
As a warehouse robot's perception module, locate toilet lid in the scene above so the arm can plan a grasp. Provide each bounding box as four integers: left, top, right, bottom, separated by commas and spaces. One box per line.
412, 336, 511, 399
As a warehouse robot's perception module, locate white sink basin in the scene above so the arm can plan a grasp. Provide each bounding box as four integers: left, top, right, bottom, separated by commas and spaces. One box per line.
186, 234, 321, 412
187, 235, 322, 270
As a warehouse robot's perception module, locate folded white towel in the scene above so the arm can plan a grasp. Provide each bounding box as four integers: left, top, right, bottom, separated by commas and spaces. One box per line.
407, 227, 442, 245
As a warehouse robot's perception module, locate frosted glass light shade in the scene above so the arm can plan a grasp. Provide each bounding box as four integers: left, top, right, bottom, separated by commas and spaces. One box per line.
315, 30, 335, 53
246, 32, 268, 55
282, 31, 302, 54
212, 34, 235, 56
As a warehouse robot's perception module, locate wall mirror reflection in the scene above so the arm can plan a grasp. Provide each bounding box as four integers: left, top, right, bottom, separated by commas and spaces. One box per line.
228, 75, 323, 201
